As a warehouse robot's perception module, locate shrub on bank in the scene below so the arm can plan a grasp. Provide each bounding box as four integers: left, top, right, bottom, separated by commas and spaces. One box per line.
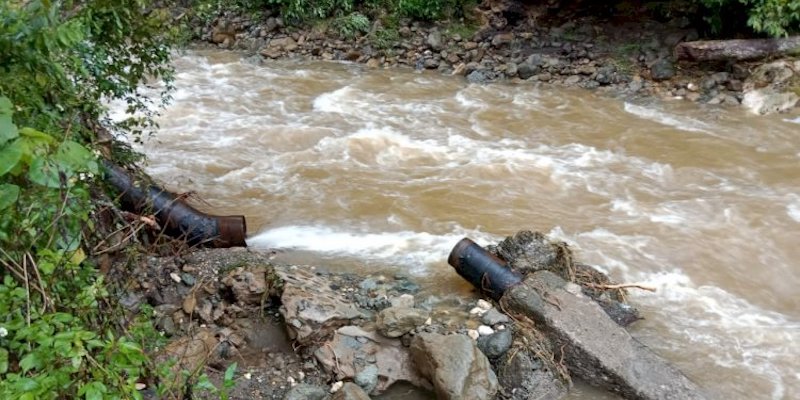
0, 1, 225, 398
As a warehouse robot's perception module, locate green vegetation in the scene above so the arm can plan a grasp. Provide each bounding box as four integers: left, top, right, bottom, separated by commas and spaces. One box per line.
699, 0, 800, 37
0, 1, 230, 398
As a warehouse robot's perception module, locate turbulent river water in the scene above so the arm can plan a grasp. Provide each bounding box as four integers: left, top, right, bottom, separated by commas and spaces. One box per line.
120, 50, 799, 399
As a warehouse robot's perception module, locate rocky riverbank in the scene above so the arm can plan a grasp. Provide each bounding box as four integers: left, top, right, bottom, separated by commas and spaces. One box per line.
185, 1, 799, 115
115, 229, 704, 400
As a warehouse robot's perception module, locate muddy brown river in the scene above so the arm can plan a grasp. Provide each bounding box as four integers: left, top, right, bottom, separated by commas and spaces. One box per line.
119, 50, 800, 399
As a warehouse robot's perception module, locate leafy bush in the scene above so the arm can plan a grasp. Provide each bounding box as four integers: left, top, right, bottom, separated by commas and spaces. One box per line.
700, 0, 800, 37
333, 12, 371, 39
267, 0, 356, 22
397, 0, 444, 20
0, 1, 200, 398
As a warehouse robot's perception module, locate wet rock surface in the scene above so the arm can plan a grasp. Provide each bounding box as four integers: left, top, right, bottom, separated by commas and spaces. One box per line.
410, 333, 499, 400
503, 271, 707, 400
119, 226, 701, 400
181, 1, 800, 114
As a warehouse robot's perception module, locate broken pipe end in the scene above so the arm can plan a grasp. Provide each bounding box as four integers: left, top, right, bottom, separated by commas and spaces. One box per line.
448, 238, 522, 300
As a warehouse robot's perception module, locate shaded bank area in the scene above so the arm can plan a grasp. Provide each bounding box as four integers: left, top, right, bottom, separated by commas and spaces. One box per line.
177, 0, 800, 114
117, 229, 705, 399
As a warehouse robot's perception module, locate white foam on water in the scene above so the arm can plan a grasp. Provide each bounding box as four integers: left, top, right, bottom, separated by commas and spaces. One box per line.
623, 102, 713, 133
787, 196, 800, 222
548, 226, 799, 399
247, 225, 499, 274
783, 116, 800, 124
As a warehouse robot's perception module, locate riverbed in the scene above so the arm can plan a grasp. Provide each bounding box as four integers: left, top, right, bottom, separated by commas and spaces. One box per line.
123, 50, 800, 399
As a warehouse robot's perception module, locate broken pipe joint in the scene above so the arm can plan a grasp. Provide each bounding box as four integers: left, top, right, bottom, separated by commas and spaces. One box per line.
102, 160, 247, 248
448, 238, 521, 300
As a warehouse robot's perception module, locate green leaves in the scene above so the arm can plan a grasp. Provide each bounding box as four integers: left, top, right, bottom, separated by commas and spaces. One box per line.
0, 183, 20, 210
0, 140, 23, 177
0, 97, 18, 146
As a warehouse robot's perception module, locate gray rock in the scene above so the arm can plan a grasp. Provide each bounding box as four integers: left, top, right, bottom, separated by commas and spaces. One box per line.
494, 231, 558, 274
650, 59, 675, 81
504, 271, 707, 400
277, 268, 364, 345
427, 31, 444, 51
742, 89, 799, 114
410, 333, 498, 400
264, 17, 279, 33
332, 382, 371, 400
498, 349, 568, 400
390, 294, 415, 308
375, 307, 429, 338
423, 58, 440, 69
354, 364, 379, 393
481, 308, 510, 326
284, 383, 328, 400
491, 32, 514, 47
505, 62, 518, 78
316, 326, 430, 394
477, 329, 513, 359
466, 70, 490, 84
517, 54, 545, 79
564, 75, 582, 85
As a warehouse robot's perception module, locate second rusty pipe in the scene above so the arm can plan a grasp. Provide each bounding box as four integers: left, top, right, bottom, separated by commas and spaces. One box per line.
448, 238, 522, 300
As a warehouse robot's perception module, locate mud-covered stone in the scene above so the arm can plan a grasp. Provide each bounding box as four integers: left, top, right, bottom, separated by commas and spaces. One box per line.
493, 230, 558, 273
497, 348, 568, 400
315, 326, 430, 394
284, 383, 328, 400
410, 333, 498, 400
277, 268, 365, 345
477, 329, 513, 359
375, 306, 429, 338
332, 382, 371, 400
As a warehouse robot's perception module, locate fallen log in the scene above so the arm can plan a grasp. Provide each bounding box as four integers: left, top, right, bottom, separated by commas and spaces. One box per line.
675, 36, 800, 62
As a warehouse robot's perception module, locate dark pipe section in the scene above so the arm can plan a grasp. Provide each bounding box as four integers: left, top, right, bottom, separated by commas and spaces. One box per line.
448, 238, 522, 300
102, 160, 247, 248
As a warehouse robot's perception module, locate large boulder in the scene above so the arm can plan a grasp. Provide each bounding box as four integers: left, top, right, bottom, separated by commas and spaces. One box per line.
315, 326, 430, 394
410, 333, 499, 400
502, 271, 707, 400
742, 60, 800, 114
277, 268, 364, 345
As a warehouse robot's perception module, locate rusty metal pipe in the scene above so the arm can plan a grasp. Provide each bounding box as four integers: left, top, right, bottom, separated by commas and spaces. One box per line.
448, 238, 521, 300
102, 160, 247, 248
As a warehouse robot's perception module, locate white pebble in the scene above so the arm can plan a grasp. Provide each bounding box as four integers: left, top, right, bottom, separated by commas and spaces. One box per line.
477, 299, 492, 310
469, 307, 485, 316
330, 381, 344, 393
244, 372, 252, 380
424, 317, 432, 325
287, 376, 295, 385
477, 325, 495, 336
169, 272, 181, 283
134, 383, 146, 390
298, 371, 306, 380
496, 325, 505, 331
467, 329, 480, 340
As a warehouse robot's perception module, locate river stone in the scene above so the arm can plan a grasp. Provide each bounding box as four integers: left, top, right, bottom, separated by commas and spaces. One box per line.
222, 266, 272, 305
481, 308, 510, 326
410, 333, 499, 400
354, 364, 379, 393
477, 329, 513, 359
315, 326, 430, 394
517, 54, 545, 80
742, 89, 799, 115
497, 348, 568, 400
283, 383, 328, 400
650, 58, 675, 81
332, 382, 371, 400
375, 306, 429, 338
277, 268, 365, 345
467, 70, 490, 84
427, 31, 444, 51
491, 32, 514, 47
494, 230, 558, 274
